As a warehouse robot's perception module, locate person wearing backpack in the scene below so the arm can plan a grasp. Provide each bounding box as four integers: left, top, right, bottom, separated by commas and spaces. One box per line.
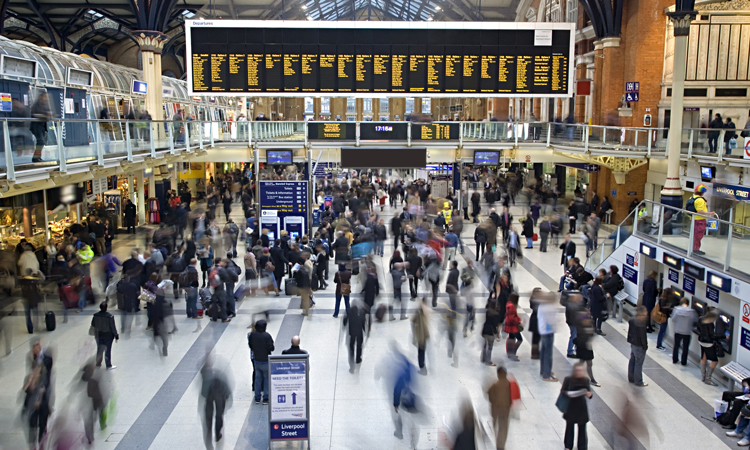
223, 219, 240, 258
224, 254, 241, 318
601, 265, 623, 318
685, 184, 716, 256
209, 258, 230, 323
474, 226, 487, 261
655, 288, 676, 351
333, 265, 352, 318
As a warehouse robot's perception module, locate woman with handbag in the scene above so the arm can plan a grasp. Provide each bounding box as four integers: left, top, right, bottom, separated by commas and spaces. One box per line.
699, 309, 724, 386
259, 247, 279, 296
504, 293, 523, 361
576, 310, 600, 387
559, 363, 593, 450
655, 288, 676, 351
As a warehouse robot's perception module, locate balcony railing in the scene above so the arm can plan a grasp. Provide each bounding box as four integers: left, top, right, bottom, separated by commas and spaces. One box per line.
7, 117, 745, 181
587, 199, 750, 279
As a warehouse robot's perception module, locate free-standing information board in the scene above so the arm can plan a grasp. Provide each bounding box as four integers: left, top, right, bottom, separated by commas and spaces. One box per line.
269, 355, 310, 447
260, 181, 309, 239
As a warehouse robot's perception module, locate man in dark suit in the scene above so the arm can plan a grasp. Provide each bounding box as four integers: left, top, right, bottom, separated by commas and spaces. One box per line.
560, 233, 576, 272
282, 335, 308, 355
345, 301, 366, 373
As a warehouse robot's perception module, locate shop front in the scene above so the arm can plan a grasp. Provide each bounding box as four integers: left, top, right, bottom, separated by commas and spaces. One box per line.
0, 192, 46, 249
46, 185, 85, 241
712, 183, 750, 238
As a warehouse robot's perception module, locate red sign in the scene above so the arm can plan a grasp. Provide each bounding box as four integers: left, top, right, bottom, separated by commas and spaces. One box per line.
576, 80, 591, 96
743, 303, 750, 323
525, 155, 531, 163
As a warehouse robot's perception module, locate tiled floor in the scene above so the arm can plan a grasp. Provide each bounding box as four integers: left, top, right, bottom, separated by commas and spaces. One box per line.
0, 196, 736, 449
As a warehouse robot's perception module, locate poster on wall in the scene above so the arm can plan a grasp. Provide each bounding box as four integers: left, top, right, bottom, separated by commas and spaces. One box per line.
738, 298, 750, 368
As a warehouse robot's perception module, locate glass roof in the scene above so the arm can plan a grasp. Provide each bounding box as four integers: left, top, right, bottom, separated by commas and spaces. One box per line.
302, 0, 441, 21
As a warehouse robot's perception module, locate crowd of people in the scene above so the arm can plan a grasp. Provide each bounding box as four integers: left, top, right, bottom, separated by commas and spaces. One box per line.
6, 163, 733, 450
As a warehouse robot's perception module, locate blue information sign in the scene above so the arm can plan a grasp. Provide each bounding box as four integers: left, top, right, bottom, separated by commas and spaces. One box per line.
668, 268, 679, 283
625, 254, 635, 267
622, 264, 638, 284
260, 181, 308, 236
706, 285, 720, 303
269, 355, 310, 445
683, 274, 695, 294
741, 327, 750, 352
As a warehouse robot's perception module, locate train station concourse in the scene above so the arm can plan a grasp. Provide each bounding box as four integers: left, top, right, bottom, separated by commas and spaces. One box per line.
4, 0, 750, 449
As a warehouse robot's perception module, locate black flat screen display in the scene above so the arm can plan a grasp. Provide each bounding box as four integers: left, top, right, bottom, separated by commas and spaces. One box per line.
188, 21, 572, 96
341, 147, 426, 168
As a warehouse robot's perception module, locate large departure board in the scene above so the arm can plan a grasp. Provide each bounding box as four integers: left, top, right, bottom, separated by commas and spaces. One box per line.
187, 21, 574, 97
413, 123, 459, 140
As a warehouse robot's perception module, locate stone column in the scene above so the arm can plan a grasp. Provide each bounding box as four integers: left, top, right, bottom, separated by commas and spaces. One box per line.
373, 99, 380, 119
414, 98, 422, 117
661, 10, 696, 207
313, 98, 321, 119
356, 98, 363, 121
134, 31, 167, 133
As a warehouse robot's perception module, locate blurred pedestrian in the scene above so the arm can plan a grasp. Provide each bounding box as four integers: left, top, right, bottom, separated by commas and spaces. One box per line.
411, 298, 430, 374
200, 355, 233, 447
391, 262, 407, 320
487, 366, 512, 450
22, 339, 52, 446
504, 293, 523, 361
560, 363, 593, 450
345, 300, 366, 373
576, 309, 600, 387
538, 294, 559, 382
482, 300, 501, 367
627, 306, 649, 387
91, 302, 119, 369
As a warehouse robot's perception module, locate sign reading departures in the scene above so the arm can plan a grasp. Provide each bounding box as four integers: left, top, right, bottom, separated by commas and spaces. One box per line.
186, 20, 574, 97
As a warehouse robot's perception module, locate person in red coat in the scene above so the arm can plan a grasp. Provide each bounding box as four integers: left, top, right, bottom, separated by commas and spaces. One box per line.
504, 293, 523, 361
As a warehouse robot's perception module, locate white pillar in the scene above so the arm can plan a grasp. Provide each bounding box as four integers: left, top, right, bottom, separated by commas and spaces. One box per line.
128, 174, 135, 203
137, 173, 146, 225
661, 13, 695, 203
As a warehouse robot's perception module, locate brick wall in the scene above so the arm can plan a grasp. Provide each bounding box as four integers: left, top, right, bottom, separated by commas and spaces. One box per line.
591, 164, 649, 223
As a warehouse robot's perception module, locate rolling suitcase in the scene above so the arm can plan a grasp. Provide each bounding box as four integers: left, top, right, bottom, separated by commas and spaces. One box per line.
59, 285, 79, 309
284, 278, 297, 296
45, 311, 56, 331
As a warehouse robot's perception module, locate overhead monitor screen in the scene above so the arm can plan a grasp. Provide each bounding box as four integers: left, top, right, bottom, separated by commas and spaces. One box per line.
341, 147, 426, 168
267, 150, 293, 165
474, 151, 500, 166
186, 21, 573, 97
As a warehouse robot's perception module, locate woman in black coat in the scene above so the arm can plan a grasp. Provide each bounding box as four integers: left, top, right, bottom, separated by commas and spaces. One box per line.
589, 277, 607, 336
522, 213, 534, 249
470, 193, 481, 223
642, 271, 659, 332
561, 363, 593, 450
270, 242, 290, 290
529, 287, 542, 359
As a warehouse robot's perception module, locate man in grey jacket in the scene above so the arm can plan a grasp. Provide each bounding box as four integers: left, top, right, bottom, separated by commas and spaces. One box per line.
671, 298, 697, 366
91, 302, 119, 369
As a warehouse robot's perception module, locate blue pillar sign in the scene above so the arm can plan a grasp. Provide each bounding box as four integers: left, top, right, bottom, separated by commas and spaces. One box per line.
683, 274, 696, 294
269, 355, 310, 446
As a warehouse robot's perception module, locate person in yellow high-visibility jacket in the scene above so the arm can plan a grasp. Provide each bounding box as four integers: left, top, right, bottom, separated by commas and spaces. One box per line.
686, 184, 716, 255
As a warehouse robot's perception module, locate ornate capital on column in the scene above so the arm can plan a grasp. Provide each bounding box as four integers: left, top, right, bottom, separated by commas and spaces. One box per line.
667, 11, 697, 36
133, 30, 168, 53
